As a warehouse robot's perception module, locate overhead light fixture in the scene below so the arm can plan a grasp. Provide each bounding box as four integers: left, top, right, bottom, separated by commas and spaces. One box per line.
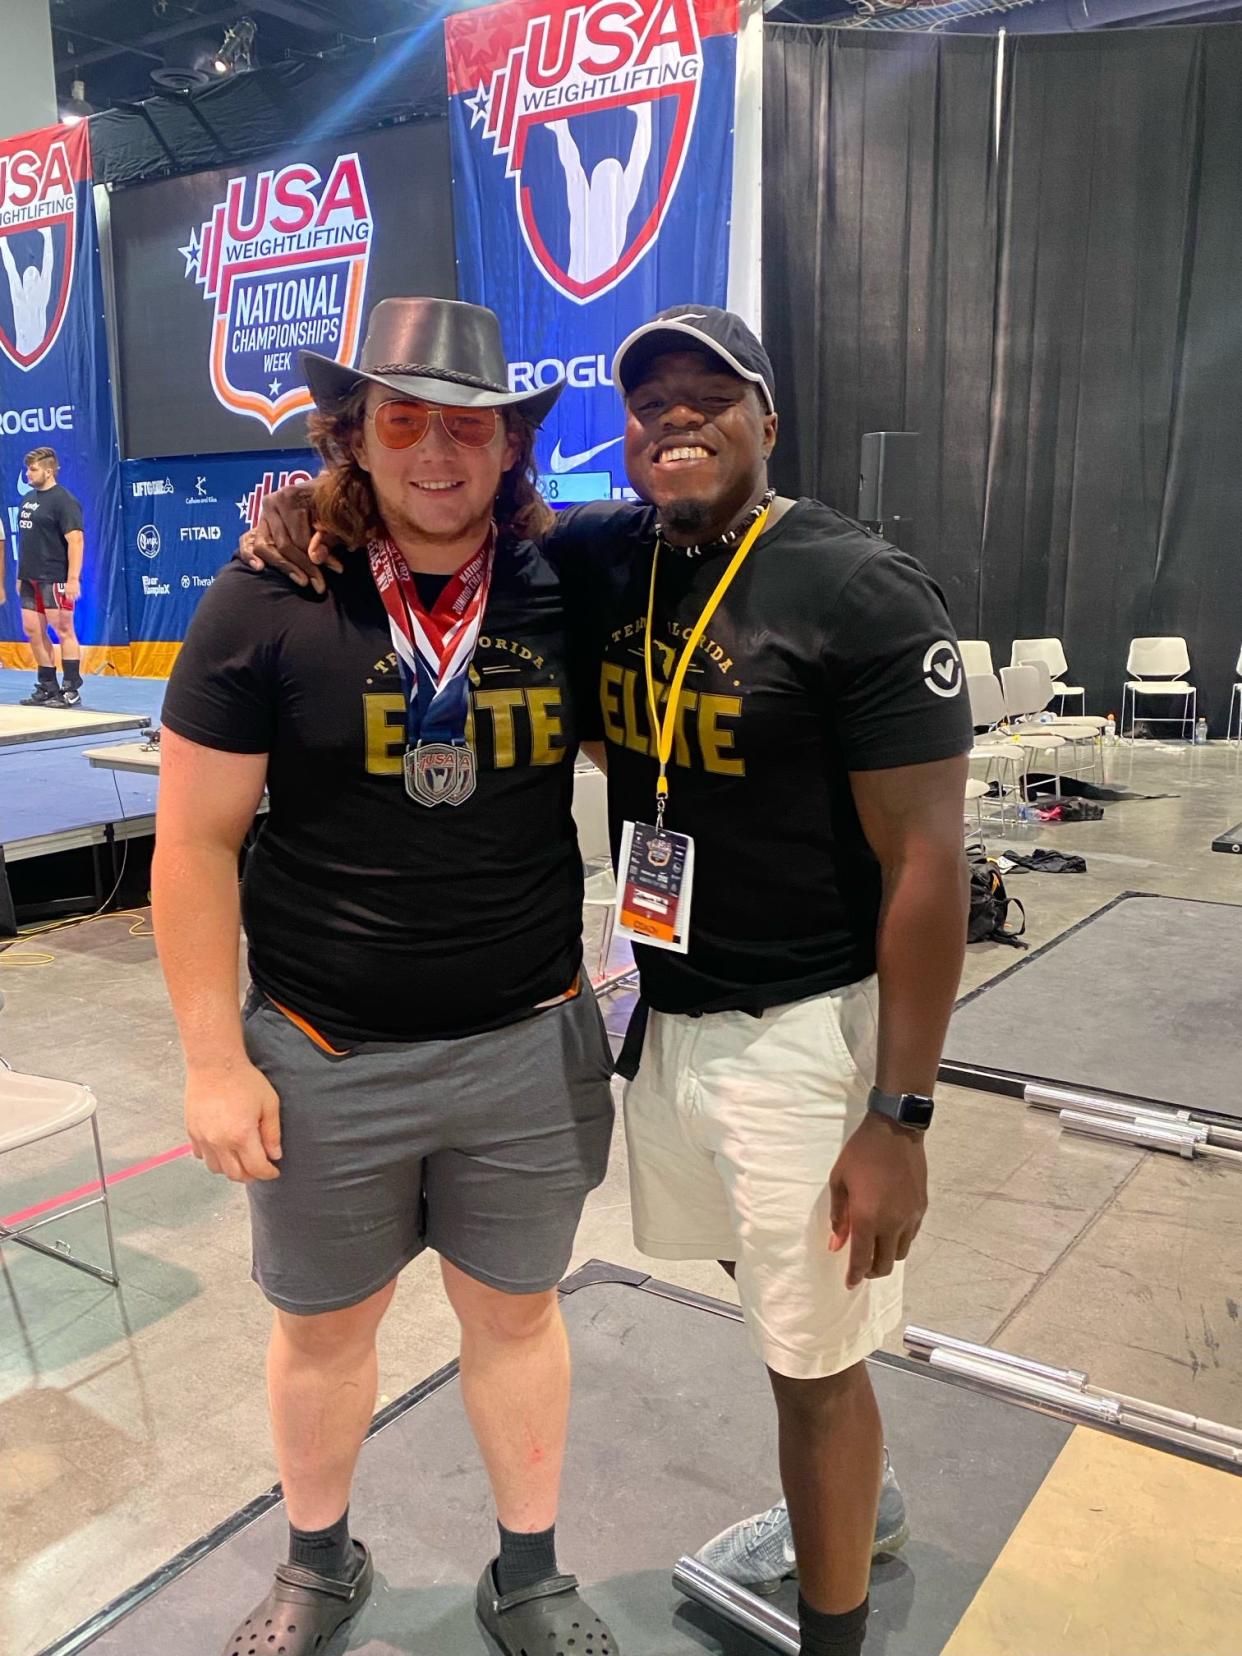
150, 66, 213, 93
60, 78, 95, 125
212, 17, 257, 75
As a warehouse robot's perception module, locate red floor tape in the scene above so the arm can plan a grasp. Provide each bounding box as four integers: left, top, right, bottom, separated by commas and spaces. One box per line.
1, 1142, 193, 1229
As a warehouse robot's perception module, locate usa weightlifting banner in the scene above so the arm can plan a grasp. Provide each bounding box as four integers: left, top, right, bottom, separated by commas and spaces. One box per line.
109, 122, 457, 460
445, 0, 762, 506
0, 121, 126, 669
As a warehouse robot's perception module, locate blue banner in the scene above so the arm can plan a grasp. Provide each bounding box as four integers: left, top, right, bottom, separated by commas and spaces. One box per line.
445, 0, 760, 506
0, 122, 126, 668
121, 450, 315, 673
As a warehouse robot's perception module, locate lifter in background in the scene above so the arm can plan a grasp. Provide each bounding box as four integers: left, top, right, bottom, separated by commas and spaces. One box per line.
15, 446, 86, 708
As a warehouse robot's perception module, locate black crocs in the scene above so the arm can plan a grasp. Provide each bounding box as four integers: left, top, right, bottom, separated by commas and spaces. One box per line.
222, 1542, 373, 1655
475, 1560, 619, 1655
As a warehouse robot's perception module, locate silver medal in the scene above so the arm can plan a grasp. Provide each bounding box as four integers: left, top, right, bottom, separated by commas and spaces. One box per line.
404, 741, 477, 807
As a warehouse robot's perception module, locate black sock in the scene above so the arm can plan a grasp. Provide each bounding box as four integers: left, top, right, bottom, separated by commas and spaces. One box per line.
495, 1521, 558, 1595
62, 658, 82, 688
798, 1594, 870, 1656
288, 1508, 355, 1579
37, 665, 58, 688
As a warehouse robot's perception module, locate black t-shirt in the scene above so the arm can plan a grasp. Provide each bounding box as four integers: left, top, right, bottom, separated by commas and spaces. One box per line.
553, 499, 974, 1014
17, 484, 83, 581
161, 542, 586, 1043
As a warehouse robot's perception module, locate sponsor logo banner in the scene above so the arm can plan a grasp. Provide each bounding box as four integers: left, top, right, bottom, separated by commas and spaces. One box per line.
122, 450, 315, 641
179, 154, 374, 433
445, 0, 757, 505
1, 122, 125, 655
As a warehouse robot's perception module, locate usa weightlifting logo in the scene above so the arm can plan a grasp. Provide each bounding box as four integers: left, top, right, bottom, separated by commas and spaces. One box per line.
179, 155, 374, 431
464, 0, 702, 304
237, 466, 314, 531
0, 137, 77, 372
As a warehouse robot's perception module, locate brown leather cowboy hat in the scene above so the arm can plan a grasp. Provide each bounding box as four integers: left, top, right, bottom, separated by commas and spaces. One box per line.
301, 297, 563, 425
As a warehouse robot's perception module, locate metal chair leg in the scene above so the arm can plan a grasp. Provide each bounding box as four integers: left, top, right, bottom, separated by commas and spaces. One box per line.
91, 1114, 120, 1285
0, 1113, 120, 1288
597, 902, 616, 983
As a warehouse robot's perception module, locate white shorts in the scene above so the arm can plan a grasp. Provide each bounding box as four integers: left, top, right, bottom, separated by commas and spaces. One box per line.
624, 977, 904, 1380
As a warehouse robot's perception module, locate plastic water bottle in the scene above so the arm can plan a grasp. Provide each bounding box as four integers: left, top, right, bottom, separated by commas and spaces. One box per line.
1195, 717, 1208, 745
1104, 713, 1116, 745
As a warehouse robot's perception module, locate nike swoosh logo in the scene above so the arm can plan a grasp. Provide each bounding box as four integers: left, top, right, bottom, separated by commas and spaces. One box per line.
550, 436, 622, 473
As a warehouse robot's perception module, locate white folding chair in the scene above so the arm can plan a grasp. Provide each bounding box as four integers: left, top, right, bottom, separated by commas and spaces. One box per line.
1011, 637, 1086, 715
968, 671, 1006, 733
1013, 658, 1105, 783
964, 777, 990, 843
999, 665, 1068, 797
572, 762, 620, 988
0, 1068, 119, 1287
966, 674, 1028, 825
1121, 637, 1196, 741
959, 640, 994, 678
1228, 645, 1242, 746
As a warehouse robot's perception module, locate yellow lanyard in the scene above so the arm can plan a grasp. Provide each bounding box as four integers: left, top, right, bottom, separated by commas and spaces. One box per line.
644, 506, 771, 827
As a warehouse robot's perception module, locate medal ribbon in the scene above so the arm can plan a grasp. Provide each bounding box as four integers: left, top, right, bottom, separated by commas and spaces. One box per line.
367, 526, 495, 748
644, 506, 771, 827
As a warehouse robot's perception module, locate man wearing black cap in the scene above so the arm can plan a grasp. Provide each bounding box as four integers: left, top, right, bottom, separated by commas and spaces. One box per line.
560, 307, 971, 1656
242, 303, 972, 1656
153, 298, 619, 1656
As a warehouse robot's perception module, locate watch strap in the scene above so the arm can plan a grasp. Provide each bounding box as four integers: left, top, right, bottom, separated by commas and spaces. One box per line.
867, 1086, 935, 1131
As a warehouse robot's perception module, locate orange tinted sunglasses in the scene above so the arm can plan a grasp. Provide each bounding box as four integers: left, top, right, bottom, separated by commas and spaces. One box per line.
371, 399, 499, 451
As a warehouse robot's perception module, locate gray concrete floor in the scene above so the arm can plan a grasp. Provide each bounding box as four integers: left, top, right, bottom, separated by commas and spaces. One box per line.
2, 742, 1240, 1656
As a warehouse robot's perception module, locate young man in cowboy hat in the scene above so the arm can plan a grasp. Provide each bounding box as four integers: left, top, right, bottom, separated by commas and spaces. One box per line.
243, 304, 972, 1656
153, 297, 620, 1656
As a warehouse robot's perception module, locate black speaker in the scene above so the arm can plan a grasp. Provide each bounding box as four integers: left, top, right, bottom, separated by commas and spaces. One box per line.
858, 431, 918, 522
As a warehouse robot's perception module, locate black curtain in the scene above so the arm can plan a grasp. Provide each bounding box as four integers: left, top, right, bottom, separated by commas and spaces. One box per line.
764, 23, 1242, 730
762, 26, 999, 618
983, 27, 1242, 727
1149, 31, 1242, 730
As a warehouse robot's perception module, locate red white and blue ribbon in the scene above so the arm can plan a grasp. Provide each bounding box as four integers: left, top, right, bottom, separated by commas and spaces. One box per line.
367, 526, 496, 748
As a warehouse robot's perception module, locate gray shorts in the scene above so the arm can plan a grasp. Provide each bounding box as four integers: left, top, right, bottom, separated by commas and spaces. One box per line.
241, 988, 615, 1315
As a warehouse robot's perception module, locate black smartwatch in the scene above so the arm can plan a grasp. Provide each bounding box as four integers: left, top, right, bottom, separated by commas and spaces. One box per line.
867, 1087, 935, 1132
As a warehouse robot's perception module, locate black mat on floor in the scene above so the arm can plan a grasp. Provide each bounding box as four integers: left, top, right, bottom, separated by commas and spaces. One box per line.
943, 893, 1242, 1122
51, 1266, 1073, 1656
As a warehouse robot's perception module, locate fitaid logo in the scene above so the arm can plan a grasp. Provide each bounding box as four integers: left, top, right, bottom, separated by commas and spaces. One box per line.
179, 154, 374, 431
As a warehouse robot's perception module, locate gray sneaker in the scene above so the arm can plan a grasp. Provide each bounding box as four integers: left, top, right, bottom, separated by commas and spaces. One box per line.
694, 1450, 908, 1595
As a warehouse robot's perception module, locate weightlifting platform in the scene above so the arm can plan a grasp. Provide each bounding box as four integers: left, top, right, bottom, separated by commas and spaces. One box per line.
942, 893, 1242, 1126
1213, 822, 1242, 854
0, 674, 166, 925
39, 1263, 1242, 1656
0, 703, 150, 747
